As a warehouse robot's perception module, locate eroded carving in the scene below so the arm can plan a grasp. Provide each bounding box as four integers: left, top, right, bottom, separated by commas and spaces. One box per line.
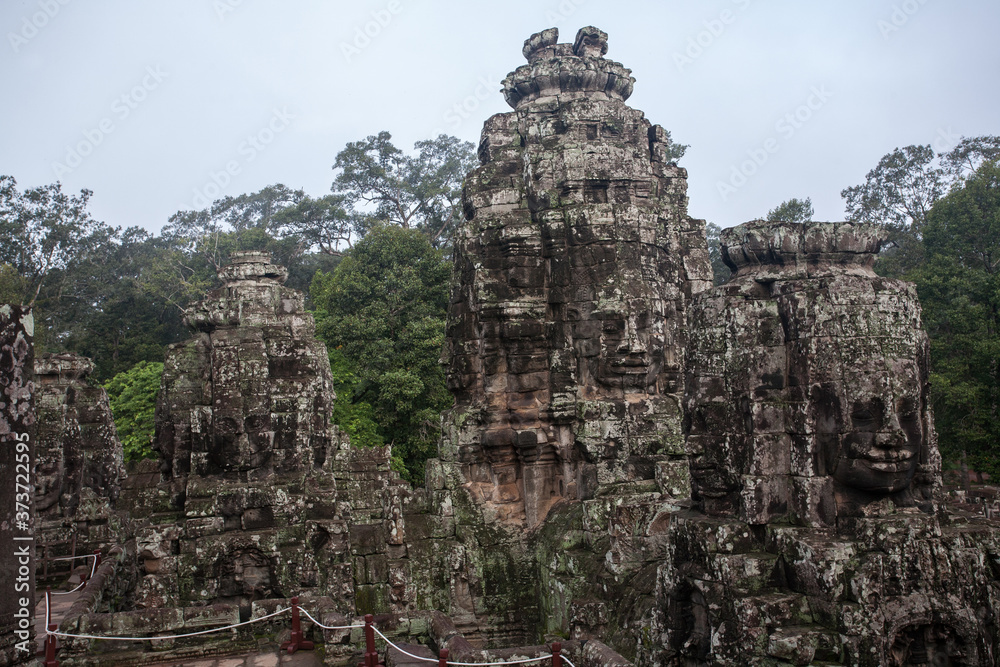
441, 26, 711, 527
686, 221, 938, 526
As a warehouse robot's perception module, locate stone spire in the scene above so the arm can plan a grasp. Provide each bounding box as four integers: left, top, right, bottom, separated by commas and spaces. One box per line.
156, 251, 334, 481
441, 27, 712, 527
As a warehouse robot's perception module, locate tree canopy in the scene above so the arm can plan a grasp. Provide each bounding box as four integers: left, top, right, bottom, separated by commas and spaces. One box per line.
0, 176, 110, 308
911, 160, 1000, 476
332, 132, 476, 246
766, 197, 814, 224
104, 360, 164, 462
841, 136, 1000, 278
311, 224, 452, 483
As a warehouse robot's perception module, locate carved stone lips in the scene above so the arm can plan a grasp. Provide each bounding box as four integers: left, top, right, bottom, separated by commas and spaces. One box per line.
867, 459, 915, 473
861, 448, 916, 473
610, 356, 650, 371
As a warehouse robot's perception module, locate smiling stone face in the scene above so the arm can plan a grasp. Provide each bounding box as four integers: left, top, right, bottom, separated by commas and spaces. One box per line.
592, 295, 668, 390
833, 396, 921, 492
685, 221, 941, 526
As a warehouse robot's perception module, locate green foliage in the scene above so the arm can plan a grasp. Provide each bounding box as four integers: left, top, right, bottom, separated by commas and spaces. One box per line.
704, 222, 731, 286
0, 175, 109, 307
332, 132, 476, 246
327, 348, 384, 449
311, 224, 452, 484
766, 197, 814, 224
841, 136, 1000, 279
57, 229, 189, 380
273, 194, 353, 256
912, 161, 1000, 476
104, 361, 164, 462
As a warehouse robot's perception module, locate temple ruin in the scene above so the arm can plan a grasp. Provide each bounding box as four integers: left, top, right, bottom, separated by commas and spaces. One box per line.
21, 26, 1000, 667
645, 221, 1000, 665
442, 25, 711, 529
33, 353, 126, 561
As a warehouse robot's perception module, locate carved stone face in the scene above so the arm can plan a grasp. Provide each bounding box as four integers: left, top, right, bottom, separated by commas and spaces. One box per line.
816, 350, 928, 495
829, 397, 921, 493
594, 298, 665, 389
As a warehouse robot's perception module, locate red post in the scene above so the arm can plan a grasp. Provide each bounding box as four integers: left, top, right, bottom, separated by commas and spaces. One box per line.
44, 624, 59, 667
551, 641, 562, 667
438, 647, 450, 667
280, 596, 314, 654
364, 613, 378, 667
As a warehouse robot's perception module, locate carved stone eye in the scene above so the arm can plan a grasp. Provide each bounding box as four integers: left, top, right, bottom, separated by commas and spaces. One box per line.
896, 398, 919, 422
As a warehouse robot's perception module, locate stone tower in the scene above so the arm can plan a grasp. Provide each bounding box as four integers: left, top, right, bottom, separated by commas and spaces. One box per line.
140, 251, 350, 609
33, 352, 126, 558
441, 26, 712, 527
34, 353, 125, 520
685, 221, 941, 526
647, 221, 1000, 666
154, 250, 335, 485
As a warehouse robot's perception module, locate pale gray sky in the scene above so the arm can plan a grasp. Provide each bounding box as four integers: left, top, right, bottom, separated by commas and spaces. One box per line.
2, 0, 998, 233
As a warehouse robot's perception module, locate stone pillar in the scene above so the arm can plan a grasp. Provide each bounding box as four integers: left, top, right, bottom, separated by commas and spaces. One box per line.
441, 25, 712, 528
0, 305, 35, 665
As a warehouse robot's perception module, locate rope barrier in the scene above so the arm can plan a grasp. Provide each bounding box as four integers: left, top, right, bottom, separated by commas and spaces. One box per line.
297, 606, 365, 631
47, 606, 291, 642
51, 580, 86, 596
372, 625, 565, 667
41, 590, 577, 667
50, 551, 100, 595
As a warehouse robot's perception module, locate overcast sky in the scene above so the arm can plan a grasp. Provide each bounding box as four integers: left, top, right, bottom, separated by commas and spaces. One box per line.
2, 0, 998, 234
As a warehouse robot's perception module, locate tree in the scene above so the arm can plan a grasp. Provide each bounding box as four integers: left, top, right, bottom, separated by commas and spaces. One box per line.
104, 360, 164, 462
163, 184, 306, 275
311, 224, 452, 483
841, 136, 1000, 278
766, 197, 814, 223
272, 193, 354, 256
162, 184, 330, 297
940, 136, 1000, 181
913, 160, 1000, 476
332, 132, 476, 246
58, 229, 189, 379
842, 145, 944, 232
210, 183, 304, 233
0, 175, 110, 307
